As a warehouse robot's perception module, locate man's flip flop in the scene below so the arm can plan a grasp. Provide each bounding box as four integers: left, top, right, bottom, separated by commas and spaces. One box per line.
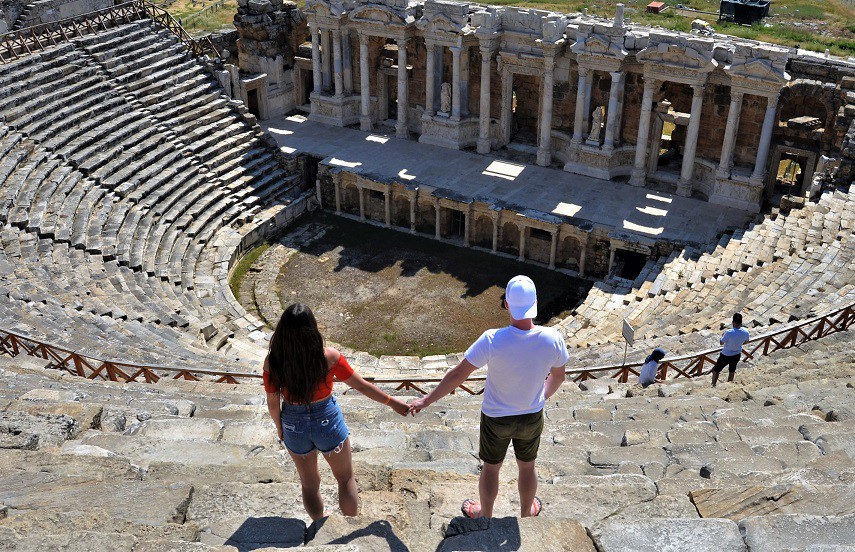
461, 498, 481, 519
532, 496, 543, 516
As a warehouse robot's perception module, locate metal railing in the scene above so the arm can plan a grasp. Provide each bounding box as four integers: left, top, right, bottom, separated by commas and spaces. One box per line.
0, 0, 219, 64
1, 303, 852, 393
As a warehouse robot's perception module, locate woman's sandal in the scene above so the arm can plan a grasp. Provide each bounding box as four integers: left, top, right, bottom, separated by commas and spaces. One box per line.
460, 498, 481, 519
531, 496, 543, 516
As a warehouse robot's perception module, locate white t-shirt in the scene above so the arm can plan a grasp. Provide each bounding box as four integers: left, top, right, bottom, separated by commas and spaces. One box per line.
465, 325, 569, 418
721, 327, 750, 356
638, 360, 659, 386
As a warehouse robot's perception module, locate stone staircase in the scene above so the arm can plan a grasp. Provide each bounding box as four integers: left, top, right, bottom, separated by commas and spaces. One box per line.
561, 186, 855, 367
0, 21, 308, 371
1, 326, 853, 550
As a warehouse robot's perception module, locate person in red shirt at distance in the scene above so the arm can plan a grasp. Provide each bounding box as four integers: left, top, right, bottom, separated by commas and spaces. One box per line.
263, 303, 410, 520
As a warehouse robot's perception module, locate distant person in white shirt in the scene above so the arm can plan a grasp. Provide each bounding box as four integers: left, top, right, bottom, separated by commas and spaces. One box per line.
638, 348, 667, 388
711, 313, 750, 387
407, 275, 569, 519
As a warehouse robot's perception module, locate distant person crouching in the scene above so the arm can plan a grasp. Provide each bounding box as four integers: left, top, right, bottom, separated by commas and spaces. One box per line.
711, 312, 750, 387
638, 348, 667, 388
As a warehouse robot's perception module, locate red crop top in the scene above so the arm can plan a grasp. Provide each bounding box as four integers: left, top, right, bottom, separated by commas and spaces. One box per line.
263, 354, 355, 402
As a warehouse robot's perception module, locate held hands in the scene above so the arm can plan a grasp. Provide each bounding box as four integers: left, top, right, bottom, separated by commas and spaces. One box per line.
388, 396, 410, 417
407, 397, 429, 416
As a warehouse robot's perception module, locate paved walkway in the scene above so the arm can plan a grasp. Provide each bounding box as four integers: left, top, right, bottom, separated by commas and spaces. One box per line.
263, 115, 753, 244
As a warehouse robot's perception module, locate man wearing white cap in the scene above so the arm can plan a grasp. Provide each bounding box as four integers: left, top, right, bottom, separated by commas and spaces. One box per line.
408, 275, 569, 519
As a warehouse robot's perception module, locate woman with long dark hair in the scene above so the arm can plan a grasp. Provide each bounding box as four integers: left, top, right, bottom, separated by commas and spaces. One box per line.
263, 303, 409, 520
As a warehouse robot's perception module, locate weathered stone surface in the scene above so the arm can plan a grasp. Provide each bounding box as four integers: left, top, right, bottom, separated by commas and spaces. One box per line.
0, 472, 192, 526
307, 514, 409, 551
740, 514, 855, 552
0, 526, 138, 552
134, 541, 238, 552
0, 508, 199, 541
10, 401, 103, 438
540, 475, 658, 526
591, 518, 746, 552
0, 410, 77, 449
186, 482, 307, 548
80, 432, 257, 469
19, 388, 82, 402
691, 485, 855, 520
136, 418, 224, 441
438, 516, 596, 551
608, 494, 700, 520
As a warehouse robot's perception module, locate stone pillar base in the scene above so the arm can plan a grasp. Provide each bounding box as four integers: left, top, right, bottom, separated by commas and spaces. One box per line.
676, 179, 692, 197
708, 175, 763, 213
536, 148, 551, 167
396, 123, 409, 139
477, 138, 491, 154
418, 115, 479, 150
360, 116, 373, 132
563, 144, 634, 180
629, 168, 646, 187
309, 94, 361, 127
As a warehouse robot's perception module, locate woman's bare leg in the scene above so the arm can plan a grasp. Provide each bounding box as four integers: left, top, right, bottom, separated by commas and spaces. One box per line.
289, 449, 324, 521
323, 437, 358, 516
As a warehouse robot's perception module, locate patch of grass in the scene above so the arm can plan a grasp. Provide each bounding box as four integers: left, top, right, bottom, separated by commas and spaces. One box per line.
164, 0, 238, 35
229, 243, 270, 298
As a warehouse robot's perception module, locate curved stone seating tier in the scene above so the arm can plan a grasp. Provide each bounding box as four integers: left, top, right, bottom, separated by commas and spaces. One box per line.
1, 325, 853, 551
0, 21, 307, 370
561, 186, 855, 365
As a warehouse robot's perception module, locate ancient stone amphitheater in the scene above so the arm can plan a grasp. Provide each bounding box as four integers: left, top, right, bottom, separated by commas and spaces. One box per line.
1, 0, 854, 550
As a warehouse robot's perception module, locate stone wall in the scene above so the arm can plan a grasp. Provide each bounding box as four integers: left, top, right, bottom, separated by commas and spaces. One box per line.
12, 0, 114, 28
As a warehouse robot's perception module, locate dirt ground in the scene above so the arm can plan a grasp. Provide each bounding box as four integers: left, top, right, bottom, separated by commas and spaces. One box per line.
269, 213, 591, 357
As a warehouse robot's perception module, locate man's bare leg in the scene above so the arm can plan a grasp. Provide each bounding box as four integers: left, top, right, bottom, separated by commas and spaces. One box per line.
516, 458, 538, 517
477, 461, 503, 518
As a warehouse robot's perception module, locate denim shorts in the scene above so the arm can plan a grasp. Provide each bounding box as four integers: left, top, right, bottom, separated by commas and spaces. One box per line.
280, 394, 350, 455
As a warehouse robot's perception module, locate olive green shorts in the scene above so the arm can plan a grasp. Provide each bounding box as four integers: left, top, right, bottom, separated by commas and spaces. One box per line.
479, 410, 544, 465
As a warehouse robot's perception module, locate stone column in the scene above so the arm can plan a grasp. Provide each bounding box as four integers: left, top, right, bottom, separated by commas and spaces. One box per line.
460, 46, 470, 117
310, 23, 322, 94
384, 189, 391, 227
537, 52, 556, 167
491, 215, 498, 252
603, 71, 625, 151
334, 179, 342, 214
582, 71, 593, 136
342, 30, 353, 94
549, 228, 558, 270
463, 208, 470, 247
477, 47, 492, 154
677, 83, 705, 197
518, 225, 526, 262
750, 93, 780, 183
396, 38, 409, 138
332, 29, 344, 97
315, 178, 323, 208
434, 199, 441, 240
579, 236, 588, 277
500, 67, 512, 144
357, 186, 365, 221
629, 77, 658, 187
451, 46, 462, 120
571, 67, 589, 144
424, 42, 436, 118
359, 33, 372, 131
408, 192, 416, 234
608, 245, 616, 276
320, 29, 331, 91
717, 90, 744, 179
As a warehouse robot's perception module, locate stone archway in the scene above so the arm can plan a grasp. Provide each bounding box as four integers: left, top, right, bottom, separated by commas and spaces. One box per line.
392, 195, 410, 229
558, 235, 581, 270
471, 214, 493, 248
499, 221, 519, 256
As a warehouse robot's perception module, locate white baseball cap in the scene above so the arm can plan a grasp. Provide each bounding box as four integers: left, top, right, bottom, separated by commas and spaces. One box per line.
505, 275, 537, 320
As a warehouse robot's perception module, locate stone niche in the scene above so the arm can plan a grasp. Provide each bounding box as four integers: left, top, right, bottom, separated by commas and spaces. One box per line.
233, 0, 306, 119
